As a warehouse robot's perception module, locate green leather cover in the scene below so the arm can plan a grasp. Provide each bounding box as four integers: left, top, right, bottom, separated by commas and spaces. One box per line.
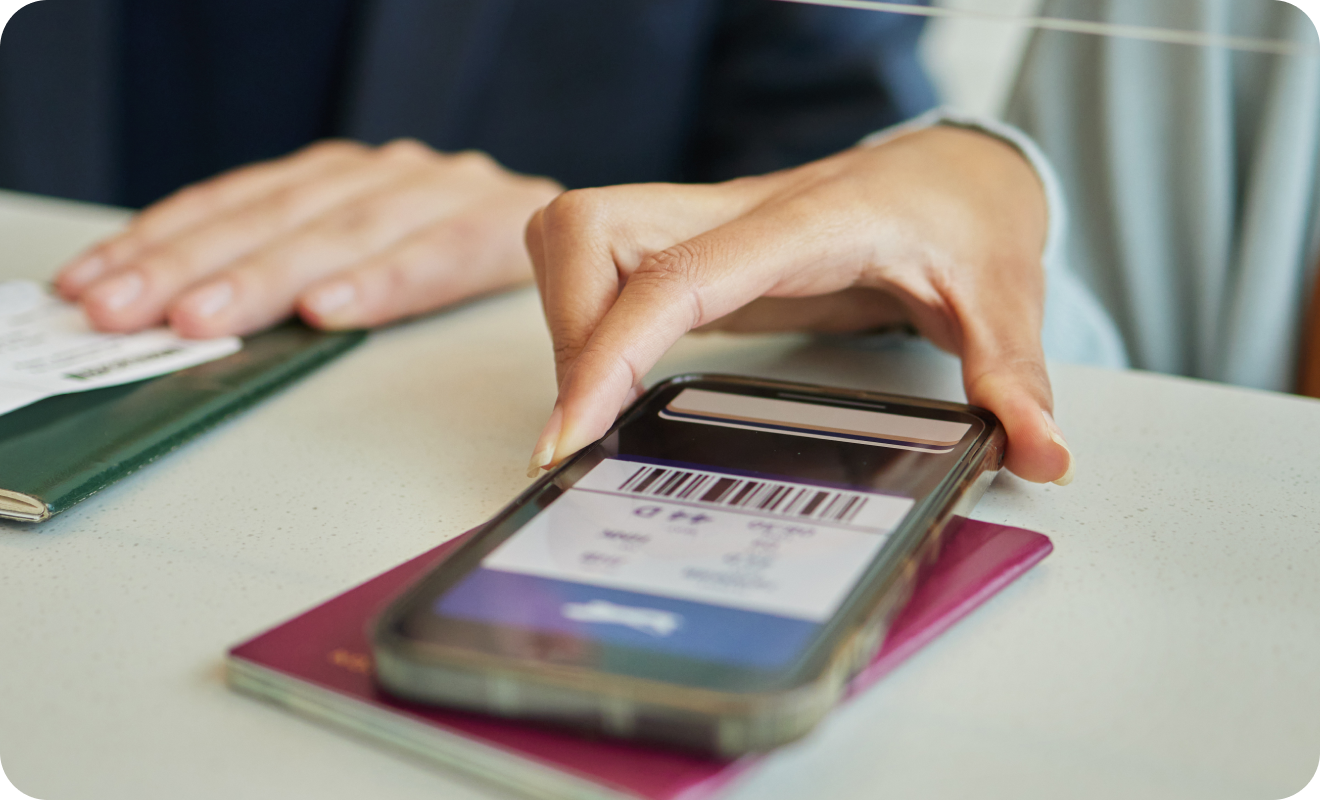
0, 324, 366, 522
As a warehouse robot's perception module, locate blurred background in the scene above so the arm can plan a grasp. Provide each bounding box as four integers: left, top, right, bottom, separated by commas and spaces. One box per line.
922, 0, 1042, 116
0, 0, 1316, 395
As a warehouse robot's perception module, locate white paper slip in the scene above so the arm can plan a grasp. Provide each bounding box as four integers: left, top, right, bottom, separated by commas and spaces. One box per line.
0, 280, 242, 416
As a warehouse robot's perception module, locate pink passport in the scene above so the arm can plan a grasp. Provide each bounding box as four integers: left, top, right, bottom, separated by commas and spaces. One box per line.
227, 519, 1051, 800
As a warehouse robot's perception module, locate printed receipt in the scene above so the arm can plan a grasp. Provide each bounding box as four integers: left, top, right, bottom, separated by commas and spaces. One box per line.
0, 280, 241, 416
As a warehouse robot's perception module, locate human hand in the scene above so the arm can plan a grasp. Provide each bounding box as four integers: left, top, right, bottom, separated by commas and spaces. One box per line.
55, 139, 563, 336
524, 125, 1074, 485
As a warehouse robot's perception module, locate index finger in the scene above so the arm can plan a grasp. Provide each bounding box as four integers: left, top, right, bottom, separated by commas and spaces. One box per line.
528, 203, 822, 475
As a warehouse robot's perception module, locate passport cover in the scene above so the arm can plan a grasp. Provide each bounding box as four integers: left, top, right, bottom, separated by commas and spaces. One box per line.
227, 518, 1052, 800
0, 324, 365, 522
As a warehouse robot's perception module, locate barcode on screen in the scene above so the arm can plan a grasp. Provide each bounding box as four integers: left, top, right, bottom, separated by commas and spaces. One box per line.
617, 466, 870, 524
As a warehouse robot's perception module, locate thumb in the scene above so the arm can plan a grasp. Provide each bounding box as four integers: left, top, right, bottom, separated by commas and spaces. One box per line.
962, 344, 1074, 486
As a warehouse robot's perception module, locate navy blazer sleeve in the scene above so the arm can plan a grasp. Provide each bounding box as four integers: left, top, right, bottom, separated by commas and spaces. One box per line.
348, 0, 938, 190
0, 0, 938, 202
680, 0, 937, 183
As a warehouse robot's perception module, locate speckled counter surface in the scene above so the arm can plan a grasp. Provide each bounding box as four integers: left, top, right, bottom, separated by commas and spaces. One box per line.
1, 189, 1317, 800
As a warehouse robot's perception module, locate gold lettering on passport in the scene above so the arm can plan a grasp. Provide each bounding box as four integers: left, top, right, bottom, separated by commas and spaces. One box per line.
329, 648, 372, 674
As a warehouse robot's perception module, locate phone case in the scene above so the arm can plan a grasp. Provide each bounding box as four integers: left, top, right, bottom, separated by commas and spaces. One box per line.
372, 374, 1006, 757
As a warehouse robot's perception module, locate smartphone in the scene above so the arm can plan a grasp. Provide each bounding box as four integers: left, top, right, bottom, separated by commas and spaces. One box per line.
372, 374, 1004, 756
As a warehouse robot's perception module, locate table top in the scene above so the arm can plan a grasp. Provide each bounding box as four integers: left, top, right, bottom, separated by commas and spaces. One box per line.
1, 189, 1318, 800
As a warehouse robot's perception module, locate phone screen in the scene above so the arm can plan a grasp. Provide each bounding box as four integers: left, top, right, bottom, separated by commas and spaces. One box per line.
397, 378, 986, 682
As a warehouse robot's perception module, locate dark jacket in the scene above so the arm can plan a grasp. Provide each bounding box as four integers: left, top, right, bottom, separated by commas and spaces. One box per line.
0, 0, 935, 205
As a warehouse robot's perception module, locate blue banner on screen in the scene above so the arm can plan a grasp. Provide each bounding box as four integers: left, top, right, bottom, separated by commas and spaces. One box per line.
436, 568, 821, 670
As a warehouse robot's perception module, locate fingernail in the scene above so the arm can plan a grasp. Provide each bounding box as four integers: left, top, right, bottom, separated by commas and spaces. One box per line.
87, 271, 143, 311
61, 255, 107, 291
305, 282, 356, 320
1042, 410, 1075, 486
184, 281, 233, 318
527, 405, 563, 479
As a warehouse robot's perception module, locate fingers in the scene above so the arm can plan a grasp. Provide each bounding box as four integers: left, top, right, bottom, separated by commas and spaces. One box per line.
165, 171, 497, 336
526, 129, 1073, 487
55, 141, 559, 337
295, 196, 539, 330
76, 145, 430, 332
527, 190, 628, 386
525, 186, 695, 475
537, 253, 707, 471
966, 364, 1073, 486
529, 182, 765, 383
713, 282, 1074, 484
955, 286, 1073, 485
528, 188, 824, 475
56, 140, 369, 300
711, 282, 1073, 485
526, 377, 646, 476
860, 126, 1071, 485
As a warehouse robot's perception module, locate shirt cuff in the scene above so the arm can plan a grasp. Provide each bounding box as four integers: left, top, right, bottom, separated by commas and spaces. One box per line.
859, 107, 1068, 276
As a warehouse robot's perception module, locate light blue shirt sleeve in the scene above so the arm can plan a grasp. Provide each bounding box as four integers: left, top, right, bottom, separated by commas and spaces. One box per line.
1004, 0, 1319, 391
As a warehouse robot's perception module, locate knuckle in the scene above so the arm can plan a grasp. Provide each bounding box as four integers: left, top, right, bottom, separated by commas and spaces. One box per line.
631, 244, 706, 328
223, 261, 277, 299
447, 148, 495, 170
523, 175, 562, 198
369, 244, 437, 301
323, 200, 386, 240
260, 183, 320, 219
435, 215, 486, 254
524, 207, 545, 243
351, 255, 434, 325
379, 138, 433, 162
438, 149, 504, 183
134, 250, 190, 281
216, 266, 257, 298
551, 336, 583, 364
634, 243, 706, 298
168, 169, 260, 211
578, 339, 647, 389
524, 209, 550, 268
638, 241, 701, 281
163, 180, 215, 209
542, 188, 609, 231
378, 256, 417, 295
98, 236, 140, 264
303, 138, 365, 160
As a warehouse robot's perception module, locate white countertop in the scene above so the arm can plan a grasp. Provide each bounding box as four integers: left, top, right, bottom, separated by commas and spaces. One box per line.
1, 189, 1317, 800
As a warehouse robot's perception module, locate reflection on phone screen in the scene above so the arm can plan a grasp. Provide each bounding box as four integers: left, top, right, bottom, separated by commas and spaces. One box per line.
425, 383, 980, 672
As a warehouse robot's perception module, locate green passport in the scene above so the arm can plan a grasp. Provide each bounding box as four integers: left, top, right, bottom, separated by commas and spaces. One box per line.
0, 324, 365, 522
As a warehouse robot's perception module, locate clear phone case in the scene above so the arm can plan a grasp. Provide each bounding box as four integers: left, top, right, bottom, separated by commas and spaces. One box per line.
373, 374, 1004, 756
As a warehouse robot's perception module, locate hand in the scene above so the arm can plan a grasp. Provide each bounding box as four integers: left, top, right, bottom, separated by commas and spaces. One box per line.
524, 125, 1075, 485
55, 139, 563, 336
